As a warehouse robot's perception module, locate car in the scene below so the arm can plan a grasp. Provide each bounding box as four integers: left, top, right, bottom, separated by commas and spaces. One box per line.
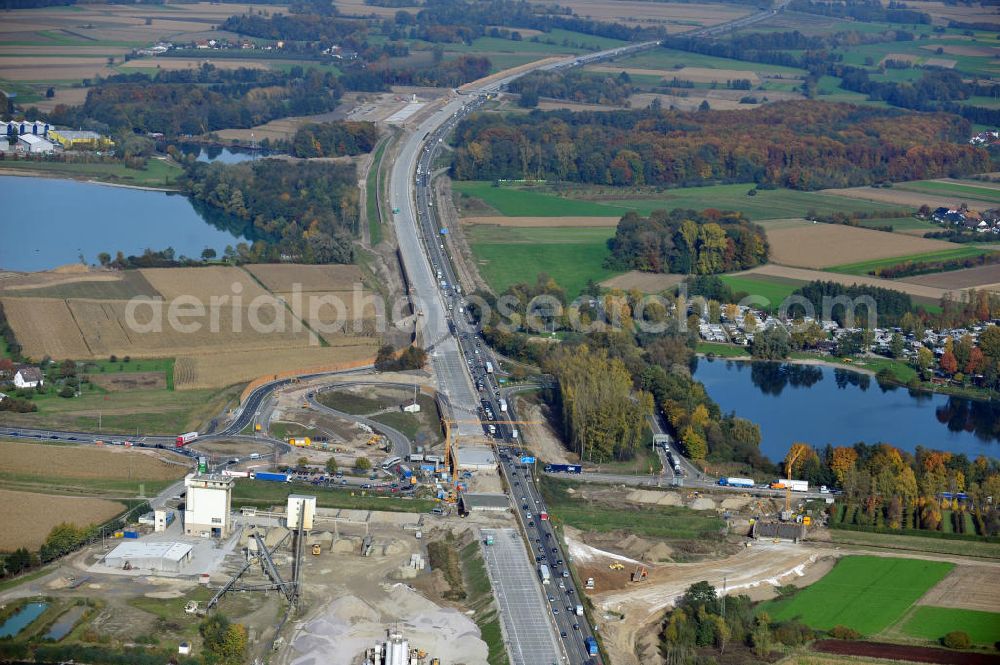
537, 546, 544, 552
548, 595, 555, 602
552, 608, 559, 615
528, 521, 535, 527
535, 538, 541, 544
561, 631, 567, 638
566, 588, 574, 595
557, 559, 564, 565
361, 484, 372, 489
567, 605, 573, 612
340, 478, 348, 485
551, 548, 558, 554
573, 624, 580, 631
562, 571, 570, 578
522, 503, 529, 509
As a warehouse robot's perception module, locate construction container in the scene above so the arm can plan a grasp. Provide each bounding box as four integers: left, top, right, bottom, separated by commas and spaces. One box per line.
123, 530, 139, 539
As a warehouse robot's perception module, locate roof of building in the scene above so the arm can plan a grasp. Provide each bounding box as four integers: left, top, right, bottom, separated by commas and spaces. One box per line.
52, 130, 100, 140
454, 445, 496, 467
16, 367, 43, 382
18, 134, 50, 145
105, 541, 193, 562
460, 493, 510, 510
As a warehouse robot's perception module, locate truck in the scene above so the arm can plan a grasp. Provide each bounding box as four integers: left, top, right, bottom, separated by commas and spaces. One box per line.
485, 361, 494, 374
289, 437, 311, 447
175, 431, 198, 447
539, 511, 549, 521
575, 604, 584, 616
484, 534, 494, 546
772, 479, 809, 492
538, 564, 550, 585
254, 471, 290, 483
499, 398, 508, 413
398, 465, 413, 480
544, 464, 583, 474
718, 477, 755, 489
585, 637, 598, 656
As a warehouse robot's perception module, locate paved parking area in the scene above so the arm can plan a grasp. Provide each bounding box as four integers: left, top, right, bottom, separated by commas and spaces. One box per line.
480, 528, 563, 665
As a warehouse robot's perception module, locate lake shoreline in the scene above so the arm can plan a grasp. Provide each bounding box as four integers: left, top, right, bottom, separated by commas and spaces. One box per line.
0, 166, 180, 193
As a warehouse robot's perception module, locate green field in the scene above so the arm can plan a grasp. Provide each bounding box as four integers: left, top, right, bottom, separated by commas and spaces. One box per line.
0, 158, 182, 188
760, 556, 953, 635
454, 181, 902, 221
697, 342, 749, 357
827, 247, 996, 276
540, 476, 724, 542
611, 47, 805, 76
232, 479, 436, 513
466, 225, 619, 297
855, 216, 938, 233
718, 274, 805, 310
901, 606, 1000, 645
366, 138, 388, 245
896, 180, 1000, 206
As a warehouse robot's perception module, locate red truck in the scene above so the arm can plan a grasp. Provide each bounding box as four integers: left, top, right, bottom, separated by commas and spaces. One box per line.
175, 431, 199, 447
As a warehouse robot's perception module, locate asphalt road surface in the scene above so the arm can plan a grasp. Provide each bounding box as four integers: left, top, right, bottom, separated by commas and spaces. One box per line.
481, 527, 564, 665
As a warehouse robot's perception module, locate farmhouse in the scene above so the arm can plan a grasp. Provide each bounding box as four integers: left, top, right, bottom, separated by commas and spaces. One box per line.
13, 367, 43, 389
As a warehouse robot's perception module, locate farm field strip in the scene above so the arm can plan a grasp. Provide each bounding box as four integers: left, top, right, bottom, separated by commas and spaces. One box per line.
899, 263, 1000, 290
827, 246, 996, 276
894, 180, 1000, 205
738, 265, 952, 302
900, 606, 1000, 645
0, 488, 126, 551
760, 556, 953, 635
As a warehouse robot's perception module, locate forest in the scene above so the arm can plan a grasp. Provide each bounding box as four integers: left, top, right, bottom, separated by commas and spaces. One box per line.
290, 121, 379, 158
606, 208, 769, 275
508, 70, 634, 107
181, 159, 358, 264
543, 344, 651, 463
449, 101, 988, 190
339, 55, 492, 90
221, 13, 363, 43
48, 67, 341, 136
788, 0, 930, 24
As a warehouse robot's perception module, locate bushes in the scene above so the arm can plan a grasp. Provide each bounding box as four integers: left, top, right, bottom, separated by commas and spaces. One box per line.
942, 630, 971, 649
830, 625, 861, 640
374, 344, 428, 372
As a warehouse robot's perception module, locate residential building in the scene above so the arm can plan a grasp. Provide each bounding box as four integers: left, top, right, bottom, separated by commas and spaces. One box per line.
13, 367, 43, 389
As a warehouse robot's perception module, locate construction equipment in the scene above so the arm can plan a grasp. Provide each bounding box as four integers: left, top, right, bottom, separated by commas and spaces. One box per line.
608, 562, 624, 571
630, 566, 648, 583
781, 445, 808, 514
311, 544, 322, 556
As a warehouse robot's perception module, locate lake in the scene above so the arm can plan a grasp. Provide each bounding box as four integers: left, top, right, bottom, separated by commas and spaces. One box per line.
694, 358, 1000, 461
0, 176, 251, 272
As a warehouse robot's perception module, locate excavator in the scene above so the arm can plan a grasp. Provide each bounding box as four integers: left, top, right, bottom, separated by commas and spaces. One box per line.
630, 566, 648, 583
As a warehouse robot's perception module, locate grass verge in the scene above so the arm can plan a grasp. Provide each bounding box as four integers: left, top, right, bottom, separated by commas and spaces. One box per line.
696, 341, 750, 357
366, 138, 388, 245
828, 529, 1000, 559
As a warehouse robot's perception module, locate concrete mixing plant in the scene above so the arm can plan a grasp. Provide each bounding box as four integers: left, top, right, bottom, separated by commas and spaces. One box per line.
362, 630, 437, 665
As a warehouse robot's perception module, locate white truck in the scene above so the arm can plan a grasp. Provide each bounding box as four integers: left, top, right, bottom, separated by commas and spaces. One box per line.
575, 604, 584, 616
539, 564, 550, 585
499, 398, 508, 412
485, 361, 494, 374
773, 479, 809, 492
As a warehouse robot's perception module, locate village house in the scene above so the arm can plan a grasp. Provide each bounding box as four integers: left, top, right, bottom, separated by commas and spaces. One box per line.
13, 367, 43, 389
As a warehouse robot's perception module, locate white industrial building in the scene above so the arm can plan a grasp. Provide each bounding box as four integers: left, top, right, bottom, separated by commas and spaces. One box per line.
104, 541, 193, 573
18, 134, 54, 153
453, 445, 496, 471
183, 473, 234, 538
287, 494, 316, 530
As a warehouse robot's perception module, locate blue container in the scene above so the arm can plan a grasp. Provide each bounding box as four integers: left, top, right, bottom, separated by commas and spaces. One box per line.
123, 530, 139, 539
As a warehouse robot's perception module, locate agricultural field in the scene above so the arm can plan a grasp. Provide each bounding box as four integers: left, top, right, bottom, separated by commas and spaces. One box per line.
0, 488, 125, 551
900, 263, 1000, 291
453, 181, 904, 222
0, 439, 187, 496
826, 246, 995, 276
765, 225, 957, 270
465, 224, 619, 297
546, 0, 752, 31
901, 607, 1000, 646
894, 179, 1000, 207
0, 2, 287, 93
738, 265, 952, 303
760, 556, 953, 635
718, 274, 806, 310
1, 265, 380, 388
599, 271, 684, 294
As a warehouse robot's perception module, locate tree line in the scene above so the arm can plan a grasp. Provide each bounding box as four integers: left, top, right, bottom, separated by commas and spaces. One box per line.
339, 55, 492, 91
509, 70, 634, 107
290, 121, 379, 158
221, 12, 363, 43
182, 158, 358, 264
48, 67, 341, 137
786, 440, 1000, 539
449, 101, 988, 190
606, 208, 769, 275
789, 0, 930, 24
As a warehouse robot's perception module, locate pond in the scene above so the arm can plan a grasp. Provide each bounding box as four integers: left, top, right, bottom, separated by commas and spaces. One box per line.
0, 602, 48, 638
177, 144, 266, 164
43, 605, 87, 641
694, 358, 1000, 461
0, 176, 253, 272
